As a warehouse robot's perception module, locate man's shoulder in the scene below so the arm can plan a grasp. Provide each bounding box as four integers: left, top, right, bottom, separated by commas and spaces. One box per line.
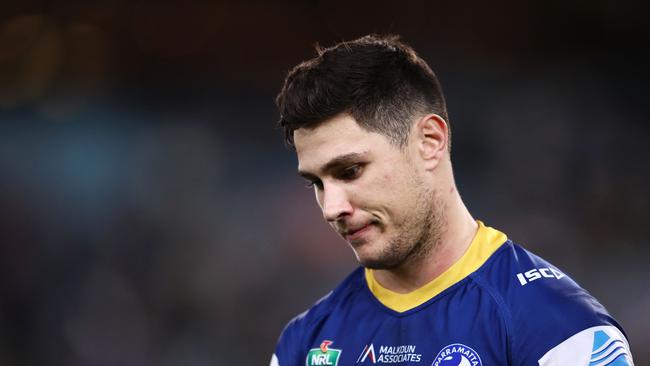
474, 240, 606, 314
278, 266, 366, 340
472, 239, 632, 364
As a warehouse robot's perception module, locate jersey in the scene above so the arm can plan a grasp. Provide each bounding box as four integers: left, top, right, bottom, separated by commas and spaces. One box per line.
270, 221, 634, 366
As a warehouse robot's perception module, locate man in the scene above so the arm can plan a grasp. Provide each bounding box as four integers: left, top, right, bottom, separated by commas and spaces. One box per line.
270, 35, 633, 366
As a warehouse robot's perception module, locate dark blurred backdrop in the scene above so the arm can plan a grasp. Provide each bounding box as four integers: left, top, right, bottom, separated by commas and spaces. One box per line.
1, 1, 649, 365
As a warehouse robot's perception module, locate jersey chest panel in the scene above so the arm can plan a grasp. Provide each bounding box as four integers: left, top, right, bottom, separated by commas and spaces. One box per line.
302, 281, 507, 366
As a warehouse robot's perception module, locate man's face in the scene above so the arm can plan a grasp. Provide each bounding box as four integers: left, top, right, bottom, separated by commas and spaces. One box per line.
294, 114, 440, 270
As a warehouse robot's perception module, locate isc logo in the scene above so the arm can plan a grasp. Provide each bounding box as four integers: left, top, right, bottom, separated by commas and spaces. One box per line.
516, 267, 565, 286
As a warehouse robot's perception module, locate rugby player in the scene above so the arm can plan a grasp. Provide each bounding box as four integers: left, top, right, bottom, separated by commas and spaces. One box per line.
270, 35, 633, 366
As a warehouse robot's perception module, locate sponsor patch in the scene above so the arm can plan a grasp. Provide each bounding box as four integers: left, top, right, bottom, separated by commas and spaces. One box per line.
589, 329, 632, 365
356, 343, 422, 363
306, 340, 342, 366
515, 267, 565, 286
538, 325, 633, 365
431, 344, 482, 366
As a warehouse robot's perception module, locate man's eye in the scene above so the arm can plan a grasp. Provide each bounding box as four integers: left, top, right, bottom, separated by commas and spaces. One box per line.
339, 164, 362, 180
305, 180, 323, 190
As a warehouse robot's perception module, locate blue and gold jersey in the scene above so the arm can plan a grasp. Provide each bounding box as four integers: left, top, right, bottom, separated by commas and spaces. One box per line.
271, 222, 634, 366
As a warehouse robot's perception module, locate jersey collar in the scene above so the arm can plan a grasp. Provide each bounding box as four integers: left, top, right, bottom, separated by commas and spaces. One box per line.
365, 220, 507, 313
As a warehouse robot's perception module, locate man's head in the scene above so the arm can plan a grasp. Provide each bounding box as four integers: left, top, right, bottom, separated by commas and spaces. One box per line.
277, 35, 453, 270
276, 34, 450, 149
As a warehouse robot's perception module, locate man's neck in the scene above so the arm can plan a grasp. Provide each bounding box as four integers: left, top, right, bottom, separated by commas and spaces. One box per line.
371, 189, 477, 294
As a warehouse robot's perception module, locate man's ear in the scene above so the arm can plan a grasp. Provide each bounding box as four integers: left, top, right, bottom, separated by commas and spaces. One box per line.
415, 114, 448, 170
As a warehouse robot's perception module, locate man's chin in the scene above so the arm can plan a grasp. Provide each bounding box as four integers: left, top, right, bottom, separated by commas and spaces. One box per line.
355, 252, 402, 270
351, 239, 401, 269
360, 259, 401, 270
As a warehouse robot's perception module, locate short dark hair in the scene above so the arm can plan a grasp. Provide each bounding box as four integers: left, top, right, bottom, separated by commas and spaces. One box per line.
276, 34, 449, 148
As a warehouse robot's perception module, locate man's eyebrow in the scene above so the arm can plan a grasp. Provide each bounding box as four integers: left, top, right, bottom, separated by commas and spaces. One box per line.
298, 151, 369, 179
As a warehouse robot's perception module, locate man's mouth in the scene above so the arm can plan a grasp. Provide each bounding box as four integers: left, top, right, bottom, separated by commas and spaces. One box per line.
343, 223, 373, 241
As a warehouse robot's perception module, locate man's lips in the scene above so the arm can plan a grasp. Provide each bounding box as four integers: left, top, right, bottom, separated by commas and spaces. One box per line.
343, 223, 373, 241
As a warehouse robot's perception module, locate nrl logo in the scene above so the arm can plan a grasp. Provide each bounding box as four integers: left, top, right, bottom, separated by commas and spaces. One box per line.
306, 340, 342, 366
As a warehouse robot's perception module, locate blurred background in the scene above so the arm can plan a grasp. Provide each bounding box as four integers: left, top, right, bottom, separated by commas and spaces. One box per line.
1, 0, 648, 365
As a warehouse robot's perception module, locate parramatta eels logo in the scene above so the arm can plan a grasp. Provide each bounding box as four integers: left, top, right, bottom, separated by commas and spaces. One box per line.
431, 344, 482, 366
306, 340, 342, 366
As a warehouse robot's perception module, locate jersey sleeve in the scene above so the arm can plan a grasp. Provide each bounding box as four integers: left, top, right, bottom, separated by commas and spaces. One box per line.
269, 269, 362, 366
271, 311, 307, 366
501, 244, 634, 365
537, 325, 633, 365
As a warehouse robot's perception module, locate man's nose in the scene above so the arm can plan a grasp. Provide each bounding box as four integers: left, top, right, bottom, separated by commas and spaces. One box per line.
319, 183, 353, 222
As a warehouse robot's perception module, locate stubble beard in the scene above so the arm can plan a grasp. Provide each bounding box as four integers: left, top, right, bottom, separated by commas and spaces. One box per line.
359, 186, 446, 271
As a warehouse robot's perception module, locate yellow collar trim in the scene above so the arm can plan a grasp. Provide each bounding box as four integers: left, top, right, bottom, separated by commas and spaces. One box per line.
365, 221, 507, 313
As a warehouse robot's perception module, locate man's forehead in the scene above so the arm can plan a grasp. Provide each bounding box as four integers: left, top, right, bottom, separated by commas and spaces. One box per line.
296, 134, 371, 170
294, 128, 370, 154
292, 114, 392, 173
294, 115, 362, 141
295, 138, 374, 176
